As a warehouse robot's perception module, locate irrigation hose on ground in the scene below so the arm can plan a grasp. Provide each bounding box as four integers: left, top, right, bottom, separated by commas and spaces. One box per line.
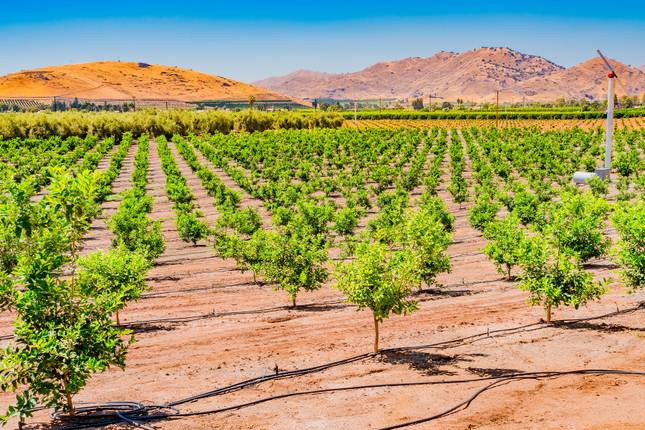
55, 369, 645, 430
48, 302, 644, 430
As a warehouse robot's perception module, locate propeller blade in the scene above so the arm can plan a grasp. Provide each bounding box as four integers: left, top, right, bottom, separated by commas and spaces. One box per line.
596, 50, 633, 97
596, 49, 619, 78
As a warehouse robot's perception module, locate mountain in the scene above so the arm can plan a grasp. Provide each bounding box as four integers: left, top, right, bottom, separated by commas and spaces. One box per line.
254, 47, 645, 102
0, 61, 296, 102
509, 58, 645, 102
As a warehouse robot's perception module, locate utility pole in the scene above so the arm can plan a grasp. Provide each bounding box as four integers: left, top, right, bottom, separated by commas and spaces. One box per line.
132, 97, 136, 112
495, 90, 500, 128
354, 101, 357, 124
428, 93, 444, 110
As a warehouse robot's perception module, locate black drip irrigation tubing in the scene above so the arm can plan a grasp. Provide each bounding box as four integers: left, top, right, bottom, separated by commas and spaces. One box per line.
54, 370, 645, 429
119, 300, 347, 328
46, 302, 644, 429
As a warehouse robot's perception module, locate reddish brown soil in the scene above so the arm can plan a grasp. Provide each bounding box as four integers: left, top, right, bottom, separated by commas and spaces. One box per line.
1, 135, 643, 430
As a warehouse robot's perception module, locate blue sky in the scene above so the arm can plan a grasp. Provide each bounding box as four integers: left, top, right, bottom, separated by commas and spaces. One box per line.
1, 1, 644, 82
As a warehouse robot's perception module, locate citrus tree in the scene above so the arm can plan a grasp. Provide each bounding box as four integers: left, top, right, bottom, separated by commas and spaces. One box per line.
261, 228, 328, 307
518, 233, 606, 323
612, 199, 644, 291
177, 211, 209, 245
468, 193, 501, 232
544, 191, 610, 262
77, 245, 152, 325
397, 207, 451, 289
0, 171, 134, 425
1, 248, 131, 424
483, 214, 526, 280
333, 241, 418, 353
108, 191, 165, 261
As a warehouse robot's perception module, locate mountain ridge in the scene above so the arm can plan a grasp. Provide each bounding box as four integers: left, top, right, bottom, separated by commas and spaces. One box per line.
253, 47, 645, 102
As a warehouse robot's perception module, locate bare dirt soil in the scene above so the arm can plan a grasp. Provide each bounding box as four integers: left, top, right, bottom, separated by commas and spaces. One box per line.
2, 137, 643, 430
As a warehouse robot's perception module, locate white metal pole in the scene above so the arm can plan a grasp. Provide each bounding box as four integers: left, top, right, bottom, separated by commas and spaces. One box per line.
605, 74, 615, 169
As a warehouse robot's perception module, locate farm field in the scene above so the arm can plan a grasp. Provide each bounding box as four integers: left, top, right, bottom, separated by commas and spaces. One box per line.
345, 116, 645, 130
0, 122, 644, 429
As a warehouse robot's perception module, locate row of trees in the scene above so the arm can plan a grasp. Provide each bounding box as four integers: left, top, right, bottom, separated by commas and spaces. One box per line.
0, 110, 344, 140
460, 127, 643, 322
1, 132, 158, 424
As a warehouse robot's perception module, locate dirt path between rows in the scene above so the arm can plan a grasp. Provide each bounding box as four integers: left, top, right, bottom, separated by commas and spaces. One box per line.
79, 142, 138, 256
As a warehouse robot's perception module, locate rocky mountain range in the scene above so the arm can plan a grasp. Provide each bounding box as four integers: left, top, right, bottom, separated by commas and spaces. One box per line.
254, 47, 645, 103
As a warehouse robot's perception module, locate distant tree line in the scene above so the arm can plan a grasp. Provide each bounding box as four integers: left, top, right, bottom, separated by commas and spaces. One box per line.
52, 98, 136, 112
0, 109, 345, 139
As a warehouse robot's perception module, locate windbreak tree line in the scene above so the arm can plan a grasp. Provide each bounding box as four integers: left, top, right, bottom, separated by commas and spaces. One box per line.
0, 110, 344, 140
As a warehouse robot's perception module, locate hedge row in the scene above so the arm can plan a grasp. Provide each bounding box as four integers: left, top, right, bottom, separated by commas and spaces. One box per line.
0, 110, 344, 139
341, 109, 645, 120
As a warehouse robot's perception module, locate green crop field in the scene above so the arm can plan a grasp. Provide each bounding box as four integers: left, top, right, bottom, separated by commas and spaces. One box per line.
0, 111, 643, 428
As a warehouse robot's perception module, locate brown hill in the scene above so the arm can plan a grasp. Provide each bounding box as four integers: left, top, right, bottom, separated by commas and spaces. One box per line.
508, 58, 645, 102
254, 47, 645, 102
0, 61, 296, 102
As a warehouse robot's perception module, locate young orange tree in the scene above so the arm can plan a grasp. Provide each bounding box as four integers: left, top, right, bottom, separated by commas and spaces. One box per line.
334, 241, 418, 353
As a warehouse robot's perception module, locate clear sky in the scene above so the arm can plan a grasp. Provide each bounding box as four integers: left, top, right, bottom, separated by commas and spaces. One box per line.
1, 1, 644, 82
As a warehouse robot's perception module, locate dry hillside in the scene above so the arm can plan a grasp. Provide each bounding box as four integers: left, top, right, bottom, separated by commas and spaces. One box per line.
0, 61, 294, 102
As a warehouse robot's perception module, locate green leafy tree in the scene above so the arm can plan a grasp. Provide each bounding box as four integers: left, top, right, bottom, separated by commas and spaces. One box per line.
518, 234, 606, 323
108, 192, 165, 261
397, 207, 451, 289
585, 175, 608, 198
544, 191, 610, 261
77, 246, 151, 325
510, 190, 542, 226
219, 207, 262, 235
448, 176, 468, 207
468, 194, 501, 232
420, 194, 455, 232
367, 190, 409, 244
292, 199, 335, 237
334, 241, 418, 353
333, 206, 361, 237
483, 214, 525, 279
45, 169, 102, 254
612, 200, 644, 291
213, 228, 270, 284
177, 211, 209, 245
261, 231, 328, 307
0, 226, 131, 425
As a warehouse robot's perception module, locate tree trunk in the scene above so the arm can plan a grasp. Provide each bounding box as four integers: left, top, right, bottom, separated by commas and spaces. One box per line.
546, 304, 552, 324
253, 272, 257, 284
506, 265, 512, 280
62, 375, 74, 415
291, 296, 296, 308
373, 312, 379, 354
116, 311, 120, 326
